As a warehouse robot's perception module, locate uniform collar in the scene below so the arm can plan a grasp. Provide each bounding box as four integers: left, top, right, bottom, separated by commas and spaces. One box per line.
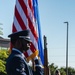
12, 48, 25, 58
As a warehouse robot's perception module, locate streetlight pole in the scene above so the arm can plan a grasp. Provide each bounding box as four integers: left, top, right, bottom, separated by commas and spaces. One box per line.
64, 22, 69, 75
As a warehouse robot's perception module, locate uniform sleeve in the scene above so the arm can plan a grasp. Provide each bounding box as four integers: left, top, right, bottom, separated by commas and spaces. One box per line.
11, 56, 27, 75
34, 59, 44, 75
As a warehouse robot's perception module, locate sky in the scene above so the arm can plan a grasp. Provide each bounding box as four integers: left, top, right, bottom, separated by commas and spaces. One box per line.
0, 0, 75, 68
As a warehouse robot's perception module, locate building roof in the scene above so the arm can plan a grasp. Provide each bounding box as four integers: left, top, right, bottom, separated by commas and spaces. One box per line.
0, 36, 10, 48
0, 36, 10, 41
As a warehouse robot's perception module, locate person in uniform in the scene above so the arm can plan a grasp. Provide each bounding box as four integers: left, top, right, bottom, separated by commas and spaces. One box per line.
6, 30, 43, 75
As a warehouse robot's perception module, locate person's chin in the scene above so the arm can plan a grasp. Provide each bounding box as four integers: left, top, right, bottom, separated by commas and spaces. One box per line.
27, 47, 30, 50
24, 48, 30, 52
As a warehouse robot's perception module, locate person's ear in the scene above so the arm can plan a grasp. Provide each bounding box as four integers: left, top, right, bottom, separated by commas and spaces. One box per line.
15, 39, 22, 48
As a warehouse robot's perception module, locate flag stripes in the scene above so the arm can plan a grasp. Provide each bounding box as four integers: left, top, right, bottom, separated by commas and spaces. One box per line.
12, 0, 39, 61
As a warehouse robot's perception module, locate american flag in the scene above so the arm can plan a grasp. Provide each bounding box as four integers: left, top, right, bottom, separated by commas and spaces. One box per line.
12, 0, 44, 65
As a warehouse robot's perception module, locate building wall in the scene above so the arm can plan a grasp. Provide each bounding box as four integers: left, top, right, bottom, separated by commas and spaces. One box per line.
0, 37, 10, 49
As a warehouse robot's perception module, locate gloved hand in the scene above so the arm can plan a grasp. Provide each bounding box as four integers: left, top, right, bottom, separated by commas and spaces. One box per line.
24, 49, 39, 62
34, 56, 38, 60
33, 56, 44, 69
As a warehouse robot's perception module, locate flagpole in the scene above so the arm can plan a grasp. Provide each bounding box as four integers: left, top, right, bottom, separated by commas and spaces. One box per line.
32, 59, 35, 71
44, 35, 49, 75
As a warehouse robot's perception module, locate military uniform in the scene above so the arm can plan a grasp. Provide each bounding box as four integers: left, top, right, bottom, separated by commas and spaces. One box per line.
6, 48, 43, 75
6, 30, 44, 75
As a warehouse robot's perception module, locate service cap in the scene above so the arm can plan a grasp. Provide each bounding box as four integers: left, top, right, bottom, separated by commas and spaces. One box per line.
8, 30, 31, 42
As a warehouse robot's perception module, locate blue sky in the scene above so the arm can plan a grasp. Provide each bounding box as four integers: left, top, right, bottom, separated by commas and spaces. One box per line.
0, 0, 75, 68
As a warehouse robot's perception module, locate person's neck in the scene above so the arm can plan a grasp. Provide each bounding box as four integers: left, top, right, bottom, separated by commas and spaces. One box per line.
14, 46, 23, 53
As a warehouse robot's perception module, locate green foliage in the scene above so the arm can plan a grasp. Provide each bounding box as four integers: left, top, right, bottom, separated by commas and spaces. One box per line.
0, 49, 10, 75
68, 67, 75, 75
0, 60, 6, 75
0, 49, 75, 75
49, 63, 58, 75
49, 63, 75, 75
60, 67, 66, 75
0, 50, 8, 61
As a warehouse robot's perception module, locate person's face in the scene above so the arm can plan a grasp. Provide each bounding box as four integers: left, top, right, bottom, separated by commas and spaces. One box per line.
21, 39, 31, 52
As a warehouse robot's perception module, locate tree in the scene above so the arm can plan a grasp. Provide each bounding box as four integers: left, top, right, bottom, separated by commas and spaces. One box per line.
0, 23, 3, 35
68, 67, 75, 75
49, 63, 58, 75
0, 50, 10, 75
60, 67, 66, 75
49, 63, 75, 75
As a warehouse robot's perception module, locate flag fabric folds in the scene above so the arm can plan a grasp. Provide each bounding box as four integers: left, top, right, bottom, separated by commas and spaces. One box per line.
12, 0, 44, 65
